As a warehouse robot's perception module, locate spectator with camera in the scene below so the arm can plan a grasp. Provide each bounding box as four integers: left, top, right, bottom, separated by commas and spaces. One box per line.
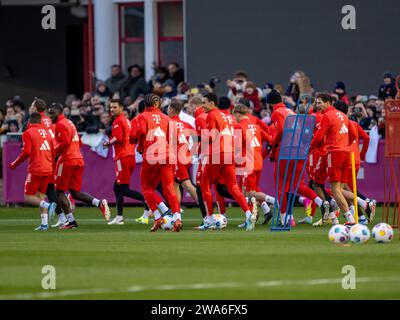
378, 72, 398, 100
226, 70, 248, 101
286, 70, 312, 103
347, 101, 368, 125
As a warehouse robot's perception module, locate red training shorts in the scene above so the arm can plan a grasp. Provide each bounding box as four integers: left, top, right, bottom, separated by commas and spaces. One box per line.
175, 162, 191, 184
115, 156, 136, 185
25, 173, 51, 196
244, 170, 262, 192
55, 163, 84, 192
313, 154, 327, 185
326, 151, 350, 183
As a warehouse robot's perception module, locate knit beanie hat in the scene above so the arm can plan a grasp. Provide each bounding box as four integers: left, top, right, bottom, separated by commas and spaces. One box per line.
266, 89, 282, 105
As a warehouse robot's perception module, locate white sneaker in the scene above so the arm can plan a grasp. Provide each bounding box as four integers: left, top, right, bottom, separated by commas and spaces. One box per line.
51, 220, 67, 228
313, 218, 323, 227
344, 211, 356, 224
329, 212, 339, 225
108, 216, 124, 225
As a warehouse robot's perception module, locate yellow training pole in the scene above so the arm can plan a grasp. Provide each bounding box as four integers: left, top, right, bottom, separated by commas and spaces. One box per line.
351, 152, 359, 224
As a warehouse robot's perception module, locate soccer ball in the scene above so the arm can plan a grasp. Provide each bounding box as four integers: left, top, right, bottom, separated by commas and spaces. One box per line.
328, 224, 349, 244
161, 215, 174, 231
372, 223, 393, 243
349, 224, 370, 244
214, 214, 227, 230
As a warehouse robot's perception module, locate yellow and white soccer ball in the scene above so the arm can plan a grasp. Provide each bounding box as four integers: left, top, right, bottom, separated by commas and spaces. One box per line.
349, 224, 370, 244
214, 214, 227, 230
372, 223, 393, 243
161, 215, 174, 231
328, 224, 349, 244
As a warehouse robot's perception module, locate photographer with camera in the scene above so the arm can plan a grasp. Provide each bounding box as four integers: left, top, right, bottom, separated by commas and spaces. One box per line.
226, 70, 248, 100
347, 101, 368, 124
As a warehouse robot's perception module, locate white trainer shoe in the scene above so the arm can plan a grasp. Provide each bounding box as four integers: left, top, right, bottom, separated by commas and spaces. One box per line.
108, 216, 124, 225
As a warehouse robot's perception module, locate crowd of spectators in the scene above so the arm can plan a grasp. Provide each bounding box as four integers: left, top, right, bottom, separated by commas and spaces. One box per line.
1, 64, 398, 147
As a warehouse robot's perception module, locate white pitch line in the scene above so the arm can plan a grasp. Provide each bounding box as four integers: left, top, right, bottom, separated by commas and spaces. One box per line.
1, 277, 400, 300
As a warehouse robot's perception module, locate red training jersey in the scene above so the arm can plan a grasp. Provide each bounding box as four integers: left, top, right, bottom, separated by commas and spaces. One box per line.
206, 108, 236, 159
169, 115, 193, 165
310, 111, 327, 156
40, 112, 56, 139
235, 116, 264, 172
135, 107, 172, 163
194, 107, 207, 158
270, 103, 296, 159
311, 106, 357, 154
111, 113, 135, 160
54, 114, 84, 166
14, 124, 53, 175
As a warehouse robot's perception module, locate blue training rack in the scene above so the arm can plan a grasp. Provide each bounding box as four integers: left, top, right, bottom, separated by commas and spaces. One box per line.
270, 95, 316, 231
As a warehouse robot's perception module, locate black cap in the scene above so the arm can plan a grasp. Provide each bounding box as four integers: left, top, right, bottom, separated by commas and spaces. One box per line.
218, 96, 231, 110
266, 89, 282, 105
383, 72, 393, 79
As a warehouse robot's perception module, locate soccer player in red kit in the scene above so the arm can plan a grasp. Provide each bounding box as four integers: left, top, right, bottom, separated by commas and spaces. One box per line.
199, 93, 256, 231
167, 99, 198, 204
310, 93, 358, 225
104, 99, 147, 225
334, 103, 376, 224
232, 103, 274, 224
268, 90, 328, 226
190, 96, 209, 223
128, 100, 154, 225
28, 98, 69, 227
134, 94, 182, 232
48, 103, 110, 229
9, 112, 56, 230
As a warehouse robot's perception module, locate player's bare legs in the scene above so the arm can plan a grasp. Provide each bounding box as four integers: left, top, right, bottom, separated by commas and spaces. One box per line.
46, 183, 68, 227
70, 189, 110, 221
174, 182, 182, 204
181, 180, 198, 203
331, 181, 355, 224
342, 184, 372, 225
246, 190, 274, 224
56, 190, 72, 216
25, 192, 53, 230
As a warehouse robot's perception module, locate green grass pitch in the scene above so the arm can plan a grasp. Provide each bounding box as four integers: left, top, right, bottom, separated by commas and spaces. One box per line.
0, 206, 399, 300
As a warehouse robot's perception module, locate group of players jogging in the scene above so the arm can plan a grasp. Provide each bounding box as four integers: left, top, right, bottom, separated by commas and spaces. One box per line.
10, 89, 376, 232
